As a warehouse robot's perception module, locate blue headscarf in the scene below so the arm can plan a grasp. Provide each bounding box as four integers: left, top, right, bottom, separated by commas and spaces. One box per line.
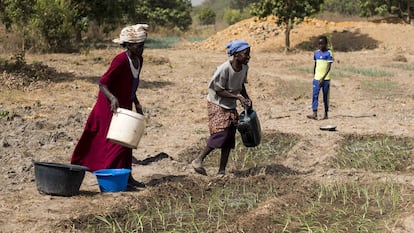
226, 40, 250, 57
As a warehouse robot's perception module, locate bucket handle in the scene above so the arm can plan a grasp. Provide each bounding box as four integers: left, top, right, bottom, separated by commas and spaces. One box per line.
242, 103, 253, 120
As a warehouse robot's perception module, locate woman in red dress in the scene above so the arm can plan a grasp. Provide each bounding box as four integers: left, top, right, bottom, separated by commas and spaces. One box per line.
71, 24, 148, 188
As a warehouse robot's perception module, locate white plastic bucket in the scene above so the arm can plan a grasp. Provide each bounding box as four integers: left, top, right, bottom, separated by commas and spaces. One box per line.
107, 108, 145, 149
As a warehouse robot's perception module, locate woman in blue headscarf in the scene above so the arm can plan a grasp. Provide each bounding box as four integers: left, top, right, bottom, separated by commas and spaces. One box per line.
191, 40, 252, 176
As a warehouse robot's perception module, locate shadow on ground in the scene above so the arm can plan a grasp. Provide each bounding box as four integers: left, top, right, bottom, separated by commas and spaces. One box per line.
232, 164, 300, 177
296, 29, 379, 52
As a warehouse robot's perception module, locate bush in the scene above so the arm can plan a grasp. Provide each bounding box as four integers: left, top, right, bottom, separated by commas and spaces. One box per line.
29, 0, 76, 52
223, 9, 243, 25
321, 0, 359, 15
197, 7, 216, 25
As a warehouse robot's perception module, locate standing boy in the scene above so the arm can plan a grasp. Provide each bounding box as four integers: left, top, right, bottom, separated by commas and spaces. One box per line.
307, 35, 334, 120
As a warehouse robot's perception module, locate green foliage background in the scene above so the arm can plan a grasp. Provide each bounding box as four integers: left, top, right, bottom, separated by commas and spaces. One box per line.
0, 0, 193, 52
0, 0, 412, 52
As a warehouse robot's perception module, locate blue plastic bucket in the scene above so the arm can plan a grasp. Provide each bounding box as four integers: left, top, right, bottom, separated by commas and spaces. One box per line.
93, 169, 131, 192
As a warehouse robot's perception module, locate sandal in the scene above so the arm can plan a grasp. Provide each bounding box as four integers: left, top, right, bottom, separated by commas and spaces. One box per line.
192, 160, 207, 176
194, 167, 207, 176
128, 176, 146, 188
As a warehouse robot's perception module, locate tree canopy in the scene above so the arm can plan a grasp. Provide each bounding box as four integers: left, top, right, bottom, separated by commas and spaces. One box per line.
251, 0, 324, 51
0, 0, 193, 52
358, 0, 413, 23
230, 0, 260, 12
197, 7, 216, 25
134, 0, 192, 31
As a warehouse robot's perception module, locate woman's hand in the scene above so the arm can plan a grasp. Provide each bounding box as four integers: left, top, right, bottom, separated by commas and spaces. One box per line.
237, 94, 251, 107
109, 96, 119, 112
244, 98, 252, 107
135, 103, 143, 115
99, 84, 119, 112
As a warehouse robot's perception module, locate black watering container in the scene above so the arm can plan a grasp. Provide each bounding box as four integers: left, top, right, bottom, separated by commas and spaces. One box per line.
237, 106, 261, 147
33, 162, 88, 196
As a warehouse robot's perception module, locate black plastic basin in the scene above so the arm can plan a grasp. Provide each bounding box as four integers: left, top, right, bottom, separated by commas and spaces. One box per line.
33, 161, 88, 196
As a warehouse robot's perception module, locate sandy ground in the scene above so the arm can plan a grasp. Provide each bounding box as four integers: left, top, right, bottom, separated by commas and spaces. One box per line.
0, 19, 414, 232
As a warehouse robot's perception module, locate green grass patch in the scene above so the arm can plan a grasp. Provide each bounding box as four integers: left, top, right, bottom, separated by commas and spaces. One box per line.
288, 65, 313, 74
361, 79, 400, 95
330, 69, 351, 78
145, 37, 180, 49
288, 65, 352, 78
278, 181, 407, 233
66, 178, 413, 233
64, 133, 414, 232
341, 66, 393, 77
288, 65, 394, 78
333, 134, 414, 172
0, 109, 17, 121
185, 36, 207, 43
386, 63, 414, 71
68, 177, 298, 233
203, 132, 301, 171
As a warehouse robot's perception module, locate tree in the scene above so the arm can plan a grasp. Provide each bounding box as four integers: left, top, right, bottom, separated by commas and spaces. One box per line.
0, 0, 194, 52
30, 0, 76, 51
0, 0, 36, 50
134, 0, 193, 31
251, 0, 324, 51
198, 7, 216, 25
321, 0, 359, 15
223, 9, 243, 25
230, 0, 260, 12
358, 0, 413, 24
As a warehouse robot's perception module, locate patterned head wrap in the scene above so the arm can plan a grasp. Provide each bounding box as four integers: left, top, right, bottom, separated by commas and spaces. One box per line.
226, 40, 250, 57
113, 24, 148, 44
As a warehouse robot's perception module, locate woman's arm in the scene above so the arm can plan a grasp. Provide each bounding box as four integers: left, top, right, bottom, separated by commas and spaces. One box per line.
239, 84, 252, 107
133, 96, 143, 114
99, 84, 119, 112
240, 84, 250, 100
216, 86, 251, 107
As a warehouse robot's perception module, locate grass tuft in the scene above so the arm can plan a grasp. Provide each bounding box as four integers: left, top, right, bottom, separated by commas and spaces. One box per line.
386, 63, 414, 71
203, 132, 301, 170
361, 79, 400, 95
278, 181, 406, 233
333, 134, 414, 172
341, 66, 393, 77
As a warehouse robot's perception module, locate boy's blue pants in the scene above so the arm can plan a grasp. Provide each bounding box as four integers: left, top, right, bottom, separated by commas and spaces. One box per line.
312, 79, 330, 112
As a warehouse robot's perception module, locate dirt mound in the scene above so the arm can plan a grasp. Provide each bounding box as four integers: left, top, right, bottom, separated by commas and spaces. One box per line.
195, 16, 414, 52
194, 16, 283, 52
0, 57, 74, 91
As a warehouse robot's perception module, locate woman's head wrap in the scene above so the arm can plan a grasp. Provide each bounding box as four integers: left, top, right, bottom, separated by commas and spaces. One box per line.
113, 24, 148, 44
226, 40, 250, 57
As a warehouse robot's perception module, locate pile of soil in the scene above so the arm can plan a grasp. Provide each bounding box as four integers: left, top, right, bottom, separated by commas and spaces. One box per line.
195, 16, 414, 52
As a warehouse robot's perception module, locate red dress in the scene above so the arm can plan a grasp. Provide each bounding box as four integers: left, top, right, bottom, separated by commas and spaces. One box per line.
71, 52, 143, 171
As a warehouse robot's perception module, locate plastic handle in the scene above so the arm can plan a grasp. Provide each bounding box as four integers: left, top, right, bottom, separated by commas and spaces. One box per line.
243, 105, 249, 121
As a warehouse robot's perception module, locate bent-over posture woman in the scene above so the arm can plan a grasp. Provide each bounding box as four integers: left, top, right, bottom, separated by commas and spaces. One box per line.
71, 24, 148, 188
192, 40, 252, 176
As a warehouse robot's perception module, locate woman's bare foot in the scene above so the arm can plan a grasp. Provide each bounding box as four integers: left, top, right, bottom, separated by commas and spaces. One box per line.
191, 159, 207, 176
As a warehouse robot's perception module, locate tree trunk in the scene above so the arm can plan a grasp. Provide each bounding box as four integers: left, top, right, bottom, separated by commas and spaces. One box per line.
75, 29, 82, 43
284, 18, 292, 53
407, 0, 412, 24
